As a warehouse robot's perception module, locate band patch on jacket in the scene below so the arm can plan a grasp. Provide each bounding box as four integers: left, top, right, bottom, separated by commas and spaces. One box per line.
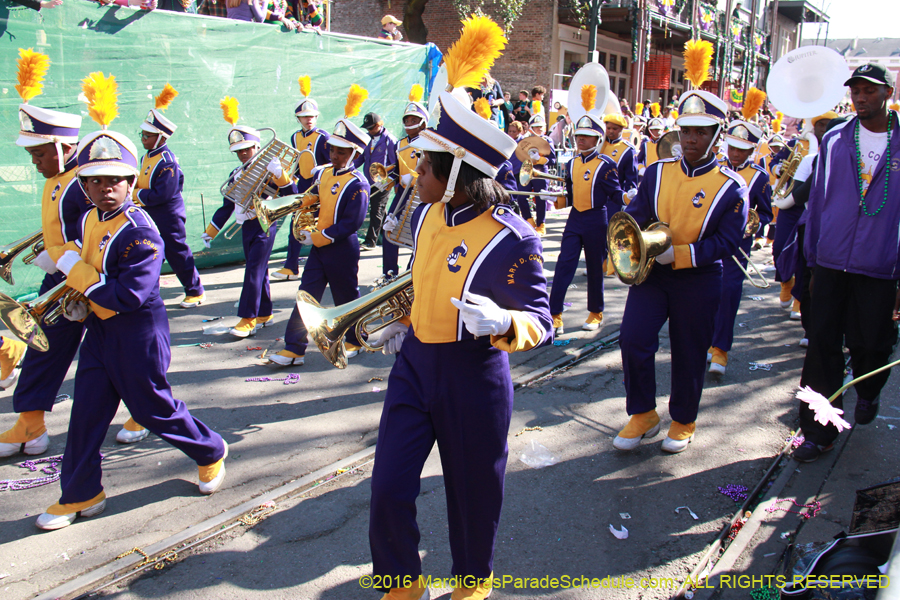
447, 240, 468, 273
691, 190, 705, 208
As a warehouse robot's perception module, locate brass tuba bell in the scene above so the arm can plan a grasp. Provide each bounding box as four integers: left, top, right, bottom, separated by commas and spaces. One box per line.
0, 228, 44, 286
253, 191, 317, 235
607, 212, 672, 286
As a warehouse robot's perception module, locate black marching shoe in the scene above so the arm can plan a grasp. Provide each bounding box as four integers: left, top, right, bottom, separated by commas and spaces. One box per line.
793, 440, 834, 463
855, 395, 880, 425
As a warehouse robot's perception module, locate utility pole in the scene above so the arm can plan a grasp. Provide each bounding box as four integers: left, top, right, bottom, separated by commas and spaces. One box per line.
587, 0, 602, 64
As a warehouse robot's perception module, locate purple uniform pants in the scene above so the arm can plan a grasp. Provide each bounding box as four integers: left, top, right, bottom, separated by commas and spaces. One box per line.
549, 207, 608, 315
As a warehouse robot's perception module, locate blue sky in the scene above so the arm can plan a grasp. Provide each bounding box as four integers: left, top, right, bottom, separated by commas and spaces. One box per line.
802, 0, 899, 40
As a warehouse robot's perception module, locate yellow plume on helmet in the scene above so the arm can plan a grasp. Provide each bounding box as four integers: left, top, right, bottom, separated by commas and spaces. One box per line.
344, 84, 368, 119
474, 97, 492, 120
581, 85, 597, 112
409, 84, 424, 103
684, 38, 714, 89
154, 83, 178, 111
444, 15, 507, 90
82, 72, 118, 129
220, 96, 239, 126
15, 48, 50, 103
742, 87, 766, 121
298, 75, 311, 98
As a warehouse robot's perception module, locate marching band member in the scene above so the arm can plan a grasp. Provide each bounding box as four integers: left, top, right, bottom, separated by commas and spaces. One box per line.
272, 75, 331, 281
360, 111, 398, 250
268, 85, 371, 367
202, 98, 294, 338
636, 117, 665, 176
613, 89, 746, 454
1, 53, 93, 458
515, 114, 556, 236
382, 86, 428, 277
36, 81, 227, 530
134, 84, 206, 311
0, 336, 26, 391
794, 64, 899, 462
708, 120, 773, 375
367, 18, 551, 599
548, 86, 628, 336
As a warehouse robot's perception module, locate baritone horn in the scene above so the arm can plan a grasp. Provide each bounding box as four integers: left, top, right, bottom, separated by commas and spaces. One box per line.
0, 229, 43, 286
294, 271, 413, 369
0, 281, 89, 351
607, 212, 672, 286
733, 209, 770, 289
519, 160, 566, 186
253, 191, 317, 235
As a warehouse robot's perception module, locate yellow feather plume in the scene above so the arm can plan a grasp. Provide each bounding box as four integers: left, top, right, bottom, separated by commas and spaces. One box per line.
15, 48, 50, 103
742, 87, 766, 121
635, 102, 644, 115
154, 83, 178, 111
473, 97, 492, 120
776, 111, 784, 120
409, 84, 424, 103
82, 72, 119, 129
344, 84, 368, 119
650, 102, 661, 117
444, 15, 508, 90
581, 85, 597, 112
671, 109, 679, 119
220, 96, 239, 125
771, 118, 782, 133
298, 75, 311, 98
891, 102, 900, 112
684, 38, 714, 89
532, 100, 543, 115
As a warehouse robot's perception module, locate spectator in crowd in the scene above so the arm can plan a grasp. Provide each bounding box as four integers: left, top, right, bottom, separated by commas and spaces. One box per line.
197, 0, 226, 16
662, 106, 676, 129
261, 0, 297, 29
507, 120, 525, 141
225, 0, 265, 21
513, 90, 531, 123
549, 112, 573, 149
10, 0, 63, 10
467, 73, 505, 128
642, 99, 652, 118
531, 85, 547, 122
360, 112, 398, 250
500, 91, 514, 128
287, 0, 323, 30
379, 15, 403, 40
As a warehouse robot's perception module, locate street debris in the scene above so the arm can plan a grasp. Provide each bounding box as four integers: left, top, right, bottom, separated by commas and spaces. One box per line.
514, 426, 544, 437
766, 498, 821, 519
718, 484, 749, 502
619, 513, 631, 520
245, 374, 300, 385
552, 339, 572, 346
675, 506, 699, 520
202, 324, 230, 335
519, 440, 559, 469
368, 377, 384, 383
749, 362, 773, 371
608, 524, 628, 540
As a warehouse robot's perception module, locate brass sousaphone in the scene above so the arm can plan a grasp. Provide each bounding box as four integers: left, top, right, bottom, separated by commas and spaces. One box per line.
607, 212, 672, 286
656, 130, 683, 160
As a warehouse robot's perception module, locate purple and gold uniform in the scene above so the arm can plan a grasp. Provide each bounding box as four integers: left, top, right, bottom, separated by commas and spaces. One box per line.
549, 148, 623, 316
282, 125, 330, 274
382, 135, 419, 276
58, 200, 225, 506
637, 136, 660, 170
132, 144, 204, 297
283, 164, 370, 355
495, 159, 518, 194
600, 135, 639, 195
514, 133, 556, 228
205, 163, 293, 320
370, 201, 552, 583
620, 154, 746, 424
12, 153, 93, 416
710, 160, 773, 354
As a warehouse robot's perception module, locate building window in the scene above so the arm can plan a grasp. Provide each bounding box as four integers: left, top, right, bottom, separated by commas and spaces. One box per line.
610, 54, 618, 72
620, 56, 628, 74
678, 70, 684, 84
618, 77, 626, 100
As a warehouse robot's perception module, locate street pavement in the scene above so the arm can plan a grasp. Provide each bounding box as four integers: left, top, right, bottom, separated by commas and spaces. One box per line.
0, 208, 896, 600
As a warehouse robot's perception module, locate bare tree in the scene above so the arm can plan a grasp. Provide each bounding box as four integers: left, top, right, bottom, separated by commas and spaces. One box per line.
404, 0, 429, 44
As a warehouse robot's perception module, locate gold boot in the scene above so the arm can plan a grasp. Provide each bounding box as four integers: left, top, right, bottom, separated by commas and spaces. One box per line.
0, 411, 49, 457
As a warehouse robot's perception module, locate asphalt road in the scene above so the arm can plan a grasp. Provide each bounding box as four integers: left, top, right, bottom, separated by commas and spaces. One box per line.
1, 209, 895, 600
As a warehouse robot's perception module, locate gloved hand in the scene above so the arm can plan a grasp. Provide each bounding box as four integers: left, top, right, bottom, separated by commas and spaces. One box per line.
773, 194, 795, 210
383, 214, 399, 233
375, 321, 408, 355
655, 246, 675, 265
56, 250, 81, 276
638, 165, 646, 177
625, 188, 638, 204
266, 158, 283, 179
772, 164, 783, 177
234, 209, 255, 225
449, 292, 513, 337
201, 233, 214, 249
540, 194, 556, 204
63, 300, 89, 322
528, 149, 541, 162
400, 173, 413, 188
296, 230, 313, 245
672, 145, 683, 159
33, 250, 58, 275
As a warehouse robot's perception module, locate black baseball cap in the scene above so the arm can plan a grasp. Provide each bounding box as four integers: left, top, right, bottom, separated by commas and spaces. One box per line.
361, 112, 383, 129
844, 63, 895, 87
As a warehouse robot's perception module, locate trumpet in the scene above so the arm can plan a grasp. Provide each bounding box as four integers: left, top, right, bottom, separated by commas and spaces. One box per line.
295, 271, 413, 369
506, 189, 567, 198
519, 160, 566, 187
0, 281, 89, 351
370, 163, 396, 194
253, 191, 317, 235
772, 132, 817, 201
733, 209, 770, 289
0, 229, 43, 286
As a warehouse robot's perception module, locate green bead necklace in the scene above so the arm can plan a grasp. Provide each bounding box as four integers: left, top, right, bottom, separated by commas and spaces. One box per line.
855, 112, 893, 217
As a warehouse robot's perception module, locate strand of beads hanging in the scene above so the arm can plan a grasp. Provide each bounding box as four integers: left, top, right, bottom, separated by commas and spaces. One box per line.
856, 112, 893, 217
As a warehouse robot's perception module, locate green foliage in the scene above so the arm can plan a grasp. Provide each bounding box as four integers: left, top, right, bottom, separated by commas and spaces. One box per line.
451, 0, 530, 33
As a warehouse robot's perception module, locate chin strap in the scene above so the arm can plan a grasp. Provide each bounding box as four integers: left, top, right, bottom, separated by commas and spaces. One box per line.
702, 124, 724, 161
55, 141, 64, 174
152, 133, 167, 150
440, 148, 467, 204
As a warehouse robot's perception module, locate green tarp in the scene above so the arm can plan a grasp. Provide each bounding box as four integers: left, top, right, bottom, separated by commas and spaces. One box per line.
1, 2, 432, 298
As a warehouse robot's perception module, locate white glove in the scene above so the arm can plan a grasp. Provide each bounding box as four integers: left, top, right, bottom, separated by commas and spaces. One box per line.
528, 149, 541, 162
234, 209, 255, 225
63, 300, 88, 322
33, 250, 58, 275
400, 173, 413, 188
655, 246, 675, 265
772, 164, 783, 177
296, 230, 313, 245
383, 214, 399, 233
625, 188, 638, 202
672, 145, 683, 159
56, 250, 81, 276
638, 165, 646, 177
375, 321, 408, 355
266, 158, 283, 179
540, 194, 556, 203
201, 233, 213, 249
773, 194, 795, 210
449, 292, 513, 337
